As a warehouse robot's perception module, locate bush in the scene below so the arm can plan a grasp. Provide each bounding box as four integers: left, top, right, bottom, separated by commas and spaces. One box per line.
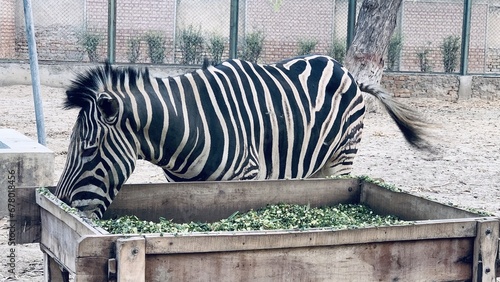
127, 37, 141, 63
207, 34, 225, 65
416, 41, 432, 73
387, 33, 403, 71
78, 31, 102, 62
240, 30, 265, 63
327, 38, 346, 64
416, 49, 432, 73
297, 39, 317, 56
441, 35, 461, 73
177, 25, 204, 65
145, 32, 166, 64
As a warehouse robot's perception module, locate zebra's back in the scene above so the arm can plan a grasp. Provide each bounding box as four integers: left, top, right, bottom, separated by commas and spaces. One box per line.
158, 55, 365, 181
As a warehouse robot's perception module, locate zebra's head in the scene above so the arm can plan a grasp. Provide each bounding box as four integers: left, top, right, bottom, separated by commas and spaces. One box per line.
56, 64, 146, 219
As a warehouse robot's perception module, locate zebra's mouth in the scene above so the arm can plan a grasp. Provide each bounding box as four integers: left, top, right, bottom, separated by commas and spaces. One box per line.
71, 198, 104, 219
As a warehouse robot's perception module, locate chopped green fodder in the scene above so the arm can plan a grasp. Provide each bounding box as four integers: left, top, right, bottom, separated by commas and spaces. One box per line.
37, 187, 79, 214
95, 203, 408, 234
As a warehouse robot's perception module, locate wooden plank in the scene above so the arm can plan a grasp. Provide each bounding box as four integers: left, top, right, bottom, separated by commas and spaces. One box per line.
103, 178, 361, 222
360, 181, 479, 220
498, 238, 500, 279
142, 219, 479, 254
497, 238, 500, 279
145, 238, 473, 281
43, 252, 70, 282
36, 190, 100, 235
73, 257, 114, 282
37, 190, 101, 274
116, 237, 145, 282
73, 219, 480, 280
473, 219, 499, 282
71, 235, 130, 282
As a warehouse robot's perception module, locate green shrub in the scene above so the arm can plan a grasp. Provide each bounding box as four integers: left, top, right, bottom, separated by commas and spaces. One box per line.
240, 30, 265, 63
328, 38, 346, 64
441, 35, 461, 73
416, 49, 431, 72
127, 37, 141, 63
177, 25, 204, 65
207, 34, 225, 65
78, 31, 102, 62
387, 33, 403, 71
145, 31, 166, 64
416, 42, 432, 72
297, 39, 317, 56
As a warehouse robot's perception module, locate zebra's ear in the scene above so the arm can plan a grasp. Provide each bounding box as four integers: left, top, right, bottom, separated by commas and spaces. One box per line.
97, 93, 119, 123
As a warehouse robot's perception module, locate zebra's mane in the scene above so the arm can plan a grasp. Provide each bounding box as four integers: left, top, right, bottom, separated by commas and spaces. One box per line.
64, 62, 150, 110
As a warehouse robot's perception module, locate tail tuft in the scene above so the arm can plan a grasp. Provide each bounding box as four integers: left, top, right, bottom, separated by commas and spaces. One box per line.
358, 82, 433, 151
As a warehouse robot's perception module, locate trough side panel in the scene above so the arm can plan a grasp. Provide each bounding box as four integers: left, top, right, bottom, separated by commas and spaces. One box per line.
40, 208, 79, 273
37, 191, 103, 274
144, 220, 478, 254
104, 179, 361, 222
144, 238, 473, 281
360, 182, 480, 220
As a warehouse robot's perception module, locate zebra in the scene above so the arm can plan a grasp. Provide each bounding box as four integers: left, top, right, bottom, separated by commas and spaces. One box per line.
55, 55, 430, 219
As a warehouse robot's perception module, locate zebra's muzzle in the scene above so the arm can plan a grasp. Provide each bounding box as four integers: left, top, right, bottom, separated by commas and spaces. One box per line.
70, 198, 105, 219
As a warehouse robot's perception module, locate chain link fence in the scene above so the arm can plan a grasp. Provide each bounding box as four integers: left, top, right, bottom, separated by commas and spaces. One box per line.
394, 0, 500, 74
1, 0, 500, 74
0, 0, 351, 65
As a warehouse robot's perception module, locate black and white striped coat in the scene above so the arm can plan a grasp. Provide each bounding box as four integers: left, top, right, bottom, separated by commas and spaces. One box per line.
56, 55, 428, 218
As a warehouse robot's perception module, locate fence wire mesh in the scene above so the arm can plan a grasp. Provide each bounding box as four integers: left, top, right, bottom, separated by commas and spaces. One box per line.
1, 0, 500, 74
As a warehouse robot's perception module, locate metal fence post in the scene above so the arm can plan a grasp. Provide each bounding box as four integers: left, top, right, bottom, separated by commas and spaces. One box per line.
23, 0, 46, 146
346, 0, 357, 50
229, 0, 239, 59
108, 0, 117, 64
460, 0, 471, 75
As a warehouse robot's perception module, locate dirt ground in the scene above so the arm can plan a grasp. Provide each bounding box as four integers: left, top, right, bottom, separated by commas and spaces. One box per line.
0, 84, 499, 281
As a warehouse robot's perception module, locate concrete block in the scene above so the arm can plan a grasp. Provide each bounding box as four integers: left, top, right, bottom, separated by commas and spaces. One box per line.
0, 129, 54, 218
458, 75, 472, 100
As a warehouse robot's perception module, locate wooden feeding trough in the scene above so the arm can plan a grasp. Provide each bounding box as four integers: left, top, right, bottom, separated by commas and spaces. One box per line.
33, 178, 499, 281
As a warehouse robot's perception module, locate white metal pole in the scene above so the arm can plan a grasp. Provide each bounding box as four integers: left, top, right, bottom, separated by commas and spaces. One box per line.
23, 0, 46, 145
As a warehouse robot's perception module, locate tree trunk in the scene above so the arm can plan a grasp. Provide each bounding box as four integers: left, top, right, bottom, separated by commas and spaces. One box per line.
344, 0, 403, 85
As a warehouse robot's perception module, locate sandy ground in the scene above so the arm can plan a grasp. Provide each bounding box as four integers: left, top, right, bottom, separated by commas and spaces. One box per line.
0, 84, 499, 281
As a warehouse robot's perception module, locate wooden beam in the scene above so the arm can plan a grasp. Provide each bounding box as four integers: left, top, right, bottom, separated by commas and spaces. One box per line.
104, 178, 361, 222
43, 252, 70, 282
145, 238, 473, 281
360, 181, 479, 220
142, 219, 478, 254
472, 218, 499, 282
116, 237, 145, 282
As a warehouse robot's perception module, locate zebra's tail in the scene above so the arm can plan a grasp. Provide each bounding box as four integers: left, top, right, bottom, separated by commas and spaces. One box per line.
358, 82, 433, 151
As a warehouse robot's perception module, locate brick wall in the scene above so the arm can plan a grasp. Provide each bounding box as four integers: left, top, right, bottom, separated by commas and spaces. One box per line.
381, 72, 500, 100
381, 73, 459, 100
2, 0, 500, 74
400, 1, 463, 72
471, 76, 500, 99
245, 0, 335, 62
114, 0, 176, 63
0, 0, 16, 58
13, 0, 86, 61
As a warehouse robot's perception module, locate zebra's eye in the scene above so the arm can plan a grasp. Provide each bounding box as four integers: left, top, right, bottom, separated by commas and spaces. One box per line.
81, 145, 98, 158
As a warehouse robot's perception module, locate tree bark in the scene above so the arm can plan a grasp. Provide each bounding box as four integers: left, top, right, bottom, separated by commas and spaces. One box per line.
344, 0, 403, 85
